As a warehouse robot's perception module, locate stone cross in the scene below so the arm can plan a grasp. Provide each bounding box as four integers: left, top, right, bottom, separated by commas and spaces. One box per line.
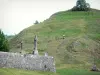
33, 35, 38, 55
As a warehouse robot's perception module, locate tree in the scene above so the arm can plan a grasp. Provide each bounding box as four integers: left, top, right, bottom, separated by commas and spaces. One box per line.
72, 0, 90, 11
34, 20, 39, 24
0, 30, 9, 52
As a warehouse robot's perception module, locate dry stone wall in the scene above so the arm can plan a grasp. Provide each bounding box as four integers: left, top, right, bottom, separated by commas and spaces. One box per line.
0, 52, 56, 72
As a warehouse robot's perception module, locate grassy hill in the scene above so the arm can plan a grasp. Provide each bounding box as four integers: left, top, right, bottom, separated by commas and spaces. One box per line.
9, 9, 100, 67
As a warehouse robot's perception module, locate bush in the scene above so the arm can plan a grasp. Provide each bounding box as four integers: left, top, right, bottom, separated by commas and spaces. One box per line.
0, 30, 9, 52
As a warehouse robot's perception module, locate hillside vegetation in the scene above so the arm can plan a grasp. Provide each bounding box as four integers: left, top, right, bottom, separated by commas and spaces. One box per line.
10, 9, 100, 67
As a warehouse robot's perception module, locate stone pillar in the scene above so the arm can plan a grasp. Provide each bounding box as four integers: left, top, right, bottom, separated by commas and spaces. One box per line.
33, 35, 38, 55
20, 41, 23, 50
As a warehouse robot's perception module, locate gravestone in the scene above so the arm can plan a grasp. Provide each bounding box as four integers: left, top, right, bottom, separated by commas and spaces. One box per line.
45, 52, 48, 56
91, 64, 99, 71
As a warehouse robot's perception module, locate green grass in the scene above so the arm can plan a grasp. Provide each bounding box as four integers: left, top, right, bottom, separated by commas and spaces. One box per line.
0, 68, 100, 75
57, 68, 100, 75
0, 68, 55, 75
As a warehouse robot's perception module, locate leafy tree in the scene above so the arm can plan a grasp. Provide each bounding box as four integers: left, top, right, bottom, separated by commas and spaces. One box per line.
72, 0, 90, 11
34, 20, 39, 24
0, 30, 9, 52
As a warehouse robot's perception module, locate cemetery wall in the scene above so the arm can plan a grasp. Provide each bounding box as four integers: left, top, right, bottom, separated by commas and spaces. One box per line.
0, 52, 56, 72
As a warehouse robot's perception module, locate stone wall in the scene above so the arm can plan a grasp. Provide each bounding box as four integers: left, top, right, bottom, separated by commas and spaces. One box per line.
0, 52, 56, 72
